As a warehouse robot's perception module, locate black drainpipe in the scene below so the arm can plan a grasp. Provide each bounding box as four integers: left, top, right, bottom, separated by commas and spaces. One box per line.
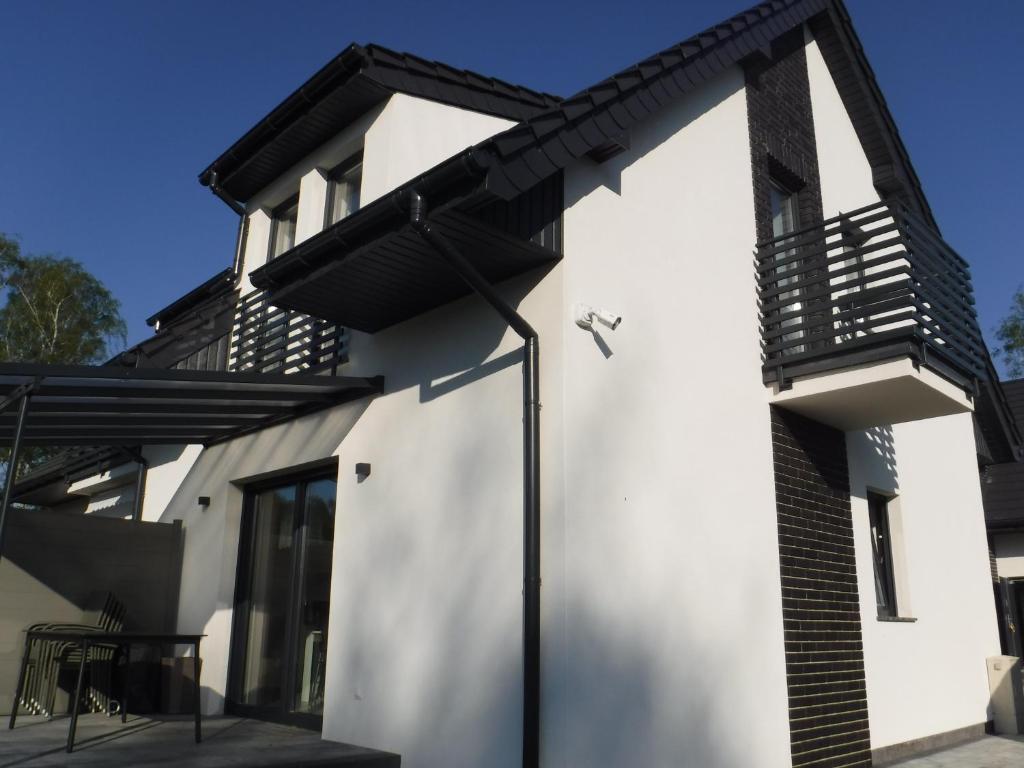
408, 190, 541, 768
203, 171, 248, 277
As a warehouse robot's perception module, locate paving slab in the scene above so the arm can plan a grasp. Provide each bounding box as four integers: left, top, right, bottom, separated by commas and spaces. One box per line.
883, 735, 1024, 768
0, 714, 399, 767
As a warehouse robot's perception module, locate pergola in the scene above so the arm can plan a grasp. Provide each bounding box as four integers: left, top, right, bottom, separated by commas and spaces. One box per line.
0, 362, 383, 554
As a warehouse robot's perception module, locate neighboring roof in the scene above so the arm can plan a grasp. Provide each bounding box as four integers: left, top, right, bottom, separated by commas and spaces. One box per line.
1004, 378, 1024, 429
199, 43, 562, 203
146, 268, 236, 328
13, 446, 127, 502
983, 461, 1024, 529
252, 0, 943, 320
0, 363, 383, 447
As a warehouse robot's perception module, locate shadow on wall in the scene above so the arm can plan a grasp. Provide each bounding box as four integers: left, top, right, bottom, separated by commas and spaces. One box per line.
562, 67, 735, 211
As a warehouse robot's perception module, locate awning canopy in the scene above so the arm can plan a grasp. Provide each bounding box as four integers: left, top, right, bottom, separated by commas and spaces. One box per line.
261, 208, 560, 333
0, 363, 384, 447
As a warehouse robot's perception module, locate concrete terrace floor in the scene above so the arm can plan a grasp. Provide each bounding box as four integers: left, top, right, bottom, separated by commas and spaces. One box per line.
883, 735, 1024, 767
1, 714, 399, 767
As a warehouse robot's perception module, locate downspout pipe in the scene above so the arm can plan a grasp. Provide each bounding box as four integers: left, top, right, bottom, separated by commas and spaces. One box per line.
408, 190, 541, 768
203, 171, 248, 277
116, 447, 149, 522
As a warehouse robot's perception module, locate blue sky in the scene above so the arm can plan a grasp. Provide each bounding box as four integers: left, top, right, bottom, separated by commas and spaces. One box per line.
1, 0, 1021, 371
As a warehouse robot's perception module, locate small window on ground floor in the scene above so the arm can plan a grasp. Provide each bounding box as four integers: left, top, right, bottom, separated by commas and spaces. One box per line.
868, 491, 898, 618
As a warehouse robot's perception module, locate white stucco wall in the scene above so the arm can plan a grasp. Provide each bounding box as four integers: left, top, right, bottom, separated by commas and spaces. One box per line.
995, 533, 1024, 579
555, 65, 792, 768
321, 268, 563, 767
847, 415, 999, 748
359, 93, 513, 205
808, 27, 999, 748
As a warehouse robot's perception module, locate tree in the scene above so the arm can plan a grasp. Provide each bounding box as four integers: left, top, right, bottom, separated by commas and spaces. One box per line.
996, 287, 1024, 379
1, 234, 127, 480
0, 234, 126, 364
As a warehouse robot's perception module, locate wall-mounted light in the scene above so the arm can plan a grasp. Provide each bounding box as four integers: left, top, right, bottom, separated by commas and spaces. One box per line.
197, 496, 211, 507
574, 304, 622, 331
355, 463, 371, 482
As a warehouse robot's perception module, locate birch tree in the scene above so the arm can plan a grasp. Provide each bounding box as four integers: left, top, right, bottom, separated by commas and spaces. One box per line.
0, 234, 126, 364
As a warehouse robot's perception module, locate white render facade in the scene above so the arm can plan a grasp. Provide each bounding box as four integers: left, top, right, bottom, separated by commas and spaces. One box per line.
15, 3, 1016, 767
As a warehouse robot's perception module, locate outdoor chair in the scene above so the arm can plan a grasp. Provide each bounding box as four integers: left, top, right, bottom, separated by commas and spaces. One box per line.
18, 593, 127, 719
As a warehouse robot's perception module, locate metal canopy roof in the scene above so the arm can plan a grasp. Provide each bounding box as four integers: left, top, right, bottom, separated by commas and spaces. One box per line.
0, 363, 384, 447
262, 202, 560, 333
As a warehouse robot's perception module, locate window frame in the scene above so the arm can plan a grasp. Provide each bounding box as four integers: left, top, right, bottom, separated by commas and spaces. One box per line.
323, 150, 363, 230
267, 193, 300, 261
867, 491, 899, 619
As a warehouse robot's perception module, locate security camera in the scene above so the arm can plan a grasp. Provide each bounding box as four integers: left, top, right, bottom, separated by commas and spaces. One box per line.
575, 304, 622, 331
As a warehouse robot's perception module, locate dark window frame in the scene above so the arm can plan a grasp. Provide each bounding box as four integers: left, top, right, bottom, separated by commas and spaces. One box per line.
226, 462, 339, 730
267, 193, 300, 261
323, 150, 363, 230
867, 491, 898, 618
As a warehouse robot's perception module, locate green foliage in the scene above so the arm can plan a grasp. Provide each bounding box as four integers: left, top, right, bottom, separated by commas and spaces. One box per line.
0, 234, 127, 480
996, 287, 1024, 378
0, 234, 126, 364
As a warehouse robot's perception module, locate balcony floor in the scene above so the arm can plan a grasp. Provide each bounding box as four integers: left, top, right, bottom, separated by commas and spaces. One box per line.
3, 714, 399, 767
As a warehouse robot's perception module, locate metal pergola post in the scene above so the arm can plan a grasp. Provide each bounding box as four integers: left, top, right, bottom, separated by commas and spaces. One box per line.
0, 386, 34, 560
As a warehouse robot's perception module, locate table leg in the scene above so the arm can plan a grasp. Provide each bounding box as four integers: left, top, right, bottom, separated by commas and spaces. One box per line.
67, 640, 89, 753
193, 639, 201, 743
8, 635, 32, 729
121, 643, 130, 723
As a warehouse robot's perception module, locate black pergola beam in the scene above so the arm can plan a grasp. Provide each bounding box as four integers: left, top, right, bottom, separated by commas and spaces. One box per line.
0, 364, 384, 450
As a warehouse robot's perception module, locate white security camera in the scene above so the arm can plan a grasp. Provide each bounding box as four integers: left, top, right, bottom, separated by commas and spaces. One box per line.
575, 304, 622, 331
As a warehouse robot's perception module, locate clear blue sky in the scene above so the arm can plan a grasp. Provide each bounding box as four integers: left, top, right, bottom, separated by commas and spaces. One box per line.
1, 1, 1021, 371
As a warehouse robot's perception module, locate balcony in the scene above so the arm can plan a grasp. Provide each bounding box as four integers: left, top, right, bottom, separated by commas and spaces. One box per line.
230, 288, 348, 376
756, 201, 985, 430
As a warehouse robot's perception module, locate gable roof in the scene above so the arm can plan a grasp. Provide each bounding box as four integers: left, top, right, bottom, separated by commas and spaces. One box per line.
199, 43, 562, 203
252, 0, 941, 296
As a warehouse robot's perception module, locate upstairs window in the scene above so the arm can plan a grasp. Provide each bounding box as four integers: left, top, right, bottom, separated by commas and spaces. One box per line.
770, 180, 805, 354
269, 194, 299, 259
325, 152, 363, 228
868, 492, 898, 618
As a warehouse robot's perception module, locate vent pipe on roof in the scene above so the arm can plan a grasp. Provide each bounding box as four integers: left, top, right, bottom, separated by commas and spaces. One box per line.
409, 190, 542, 768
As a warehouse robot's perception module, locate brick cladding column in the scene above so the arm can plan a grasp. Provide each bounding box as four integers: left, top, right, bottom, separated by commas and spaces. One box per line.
772, 406, 871, 768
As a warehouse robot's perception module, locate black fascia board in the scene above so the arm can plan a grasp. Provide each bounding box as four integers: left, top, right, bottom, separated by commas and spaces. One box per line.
198, 43, 561, 203
145, 267, 236, 328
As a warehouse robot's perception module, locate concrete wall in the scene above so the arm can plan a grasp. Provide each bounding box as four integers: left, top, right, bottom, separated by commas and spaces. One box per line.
846, 414, 999, 748
0, 508, 182, 714
807, 28, 1001, 747
555, 65, 792, 767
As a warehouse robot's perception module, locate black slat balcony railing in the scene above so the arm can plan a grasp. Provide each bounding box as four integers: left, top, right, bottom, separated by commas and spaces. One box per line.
229, 288, 348, 376
756, 200, 986, 391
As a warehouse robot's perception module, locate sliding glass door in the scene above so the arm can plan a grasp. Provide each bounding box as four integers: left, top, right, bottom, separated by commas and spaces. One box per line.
228, 471, 336, 728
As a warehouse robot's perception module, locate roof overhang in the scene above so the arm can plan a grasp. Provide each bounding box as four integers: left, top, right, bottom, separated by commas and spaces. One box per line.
199, 44, 561, 204
0, 363, 383, 447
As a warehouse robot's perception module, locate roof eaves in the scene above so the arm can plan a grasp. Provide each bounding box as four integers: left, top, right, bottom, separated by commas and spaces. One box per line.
145, 267, 236, 328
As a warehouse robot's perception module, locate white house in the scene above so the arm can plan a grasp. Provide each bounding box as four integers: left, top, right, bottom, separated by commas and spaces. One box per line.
7, 1, 1021, 766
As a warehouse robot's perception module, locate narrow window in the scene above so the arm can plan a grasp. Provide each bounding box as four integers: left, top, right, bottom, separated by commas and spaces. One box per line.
269, 194, 299, 259
769, 180, 805, 354
868, 492, 898, 618
324, 151, 363, 228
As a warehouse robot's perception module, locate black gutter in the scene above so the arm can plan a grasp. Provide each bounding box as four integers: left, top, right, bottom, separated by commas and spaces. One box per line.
146, 267, 236, 328
408, 189, 541, 768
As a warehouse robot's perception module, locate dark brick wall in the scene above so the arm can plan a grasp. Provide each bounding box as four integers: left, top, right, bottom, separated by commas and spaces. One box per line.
745, 27, 824, 243
772, 407, 871, 768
